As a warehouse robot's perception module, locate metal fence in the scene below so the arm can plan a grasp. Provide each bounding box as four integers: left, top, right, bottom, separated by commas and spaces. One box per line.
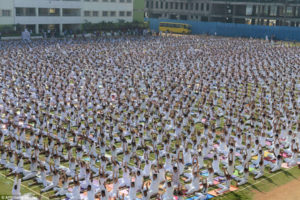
145, 18, 300, 41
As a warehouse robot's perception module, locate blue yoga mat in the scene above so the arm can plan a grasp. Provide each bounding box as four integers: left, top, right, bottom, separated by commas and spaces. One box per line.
186, 194, 215, 200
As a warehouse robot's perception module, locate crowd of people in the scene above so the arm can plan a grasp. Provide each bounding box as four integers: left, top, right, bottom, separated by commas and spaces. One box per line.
0, 35, 299, 200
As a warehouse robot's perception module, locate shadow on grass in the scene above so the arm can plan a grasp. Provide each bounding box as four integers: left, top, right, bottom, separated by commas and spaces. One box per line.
250, 184, 263, 192
263, 176, 278, 186
221, 191, 252, 200
282, 170, 298, 179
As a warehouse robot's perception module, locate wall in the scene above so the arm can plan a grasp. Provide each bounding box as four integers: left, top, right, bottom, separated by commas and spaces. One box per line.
146, 18, 300, 41
0, 0, 14, 25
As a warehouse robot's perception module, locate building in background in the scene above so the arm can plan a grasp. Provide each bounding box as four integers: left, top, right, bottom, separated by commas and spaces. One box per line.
145, 0, 300, 27
0, 0, 133, 35
133, 0, 145, 22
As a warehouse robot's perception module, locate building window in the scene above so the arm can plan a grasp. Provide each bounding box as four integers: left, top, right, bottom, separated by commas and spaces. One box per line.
110, 11, 116, 16
286, 6, 293, 16
195, 3, 199, 11
206, 4, 209, 11
62, 8, 81, 16
127, 0, 132, 2
175, 2, 178, 9
2, 10, 11, 17
185, 3, 188, 10
93, 0, 99, 2
201, 3, 204, 11
103, 11, 108, 16
93, 11, 98, 16
263, 6, 268, 15
126, 11, 132, 16
156, 1, 158, 9
16, 7, 36, 16
111, 0, 116, 2
150, 1, 153, 9
165, 2, 168, 9
246, 5, 253, 16
120, 0, 125, 2
170, 2, 173, 9
180, 3, 183, 10
190, 3, 193, 10
39, 8, 60, 16
270, 5, 277, 16
84, 11, 91, 16
119, 11, 125, 16
278, 6, 284, 16
160, 2, 163, 9
103, 0, 109, 2
146, 1, 149, 8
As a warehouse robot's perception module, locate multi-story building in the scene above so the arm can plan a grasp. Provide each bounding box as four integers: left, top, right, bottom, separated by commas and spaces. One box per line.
0, 0, 134, 34
134, 0, 145, 22
145, 0, 300, 27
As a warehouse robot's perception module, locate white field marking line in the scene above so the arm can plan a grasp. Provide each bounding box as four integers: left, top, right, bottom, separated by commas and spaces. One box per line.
0, 172, 49, 200
236, 166, 297, 193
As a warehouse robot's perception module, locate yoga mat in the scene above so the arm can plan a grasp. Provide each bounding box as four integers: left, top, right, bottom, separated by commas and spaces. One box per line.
281, 163, 290, 169
208, 185, 238, 196
83, 157, 90, 161
266, 141, 272, 146
119, 188, 129, 196
281, 152, 290, 158
186, 194, 215, 200
235, 152, 241, 157
214, 176, 226, 182
233, 170, 239, 177
205, 154, 214, 159
201, 170, 209, 177
201, 172, 209, 177
213, 180, 220, 185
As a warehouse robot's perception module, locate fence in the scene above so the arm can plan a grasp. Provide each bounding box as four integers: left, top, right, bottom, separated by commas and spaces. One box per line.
145, 18, 300, 41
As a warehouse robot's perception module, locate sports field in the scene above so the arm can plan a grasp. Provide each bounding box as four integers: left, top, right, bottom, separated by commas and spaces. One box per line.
0, 35, 299, 200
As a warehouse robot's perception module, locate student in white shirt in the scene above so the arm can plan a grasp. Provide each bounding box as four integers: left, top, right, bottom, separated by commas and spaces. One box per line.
186, 163, 201, 194
162, 181, 174, 200
53, 173, 69, 197
30, 164, 49, 187
237, 165, 249, 186
87, 184, 95, 200
100, 189, 108, 200
253, 157, 265, 180
141, 188, 150, 200
66, 176, 81, 200
125, 181, 137, 200
12, 173, 21, 200
217, 168, 231, 194
270, 155, 283, 173
22, 156, 38, 180
109, 177, 119, 198
148, 173, 159, 197
41, 165, 60, 192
